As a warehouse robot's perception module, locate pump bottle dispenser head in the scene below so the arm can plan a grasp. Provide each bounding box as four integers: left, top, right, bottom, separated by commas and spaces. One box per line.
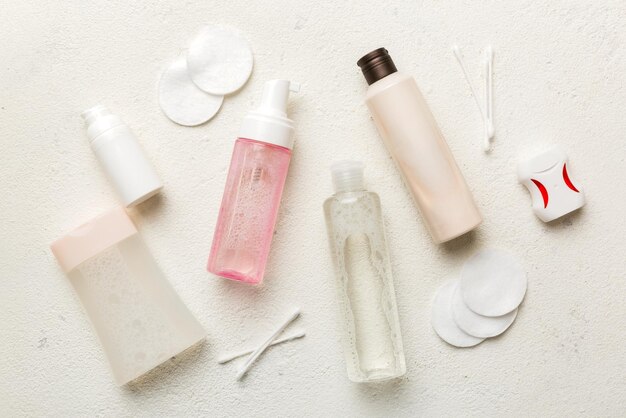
81, 105, 163, 207
239, 79, 300, 149
258, 80, 301, 118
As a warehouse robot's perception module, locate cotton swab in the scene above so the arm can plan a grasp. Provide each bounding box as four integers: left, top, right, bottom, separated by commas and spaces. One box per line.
485, 46, 494, 137
452, 45, 496, 152
236, 308, 301, 380
483, 46, 495, 151
452, 45, 487, 122
217, 330, 306, 364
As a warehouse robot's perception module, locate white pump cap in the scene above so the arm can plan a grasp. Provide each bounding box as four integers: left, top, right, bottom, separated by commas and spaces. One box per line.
331, 160, 365, 193
81, 105, 163, 207
238, 79, 300, 149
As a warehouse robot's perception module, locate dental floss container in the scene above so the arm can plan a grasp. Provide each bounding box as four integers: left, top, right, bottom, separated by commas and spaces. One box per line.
518, 146, 585, 222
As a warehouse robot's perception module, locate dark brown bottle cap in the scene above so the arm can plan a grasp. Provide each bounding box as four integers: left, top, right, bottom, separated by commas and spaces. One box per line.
357, 48, 398, 85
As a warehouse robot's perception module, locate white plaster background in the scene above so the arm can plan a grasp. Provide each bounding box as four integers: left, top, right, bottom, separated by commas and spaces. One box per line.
1, 0, 625, 416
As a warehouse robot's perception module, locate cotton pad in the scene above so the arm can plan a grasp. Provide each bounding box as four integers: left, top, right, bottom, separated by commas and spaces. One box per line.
460, 248, 527, 317
432, 279, 485, 348
451, 285, 517, 338
158, 55, 224, 126
187, 25, 253, 95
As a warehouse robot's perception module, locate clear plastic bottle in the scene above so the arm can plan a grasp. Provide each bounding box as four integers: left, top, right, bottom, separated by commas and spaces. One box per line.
208, 80, 299, 284
323, 161, 406, 382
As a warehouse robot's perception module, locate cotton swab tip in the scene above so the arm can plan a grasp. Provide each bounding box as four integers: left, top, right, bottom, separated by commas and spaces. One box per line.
487, 122, 495, 139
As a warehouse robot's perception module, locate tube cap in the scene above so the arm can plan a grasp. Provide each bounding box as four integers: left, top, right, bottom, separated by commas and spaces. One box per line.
51, 207, 137, 273
238, 80, 300, 149
357, 48, 398, 85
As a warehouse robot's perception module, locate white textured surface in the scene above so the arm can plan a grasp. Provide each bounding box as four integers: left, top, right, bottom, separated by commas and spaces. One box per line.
1, 1, 626, 416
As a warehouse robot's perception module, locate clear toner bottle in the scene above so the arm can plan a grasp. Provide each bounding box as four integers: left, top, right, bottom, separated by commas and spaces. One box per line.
323, 161, 406, 382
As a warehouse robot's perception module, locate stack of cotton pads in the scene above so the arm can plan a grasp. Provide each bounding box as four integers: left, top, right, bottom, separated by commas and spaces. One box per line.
158, 24, 254, 126
431, 249, 527, 347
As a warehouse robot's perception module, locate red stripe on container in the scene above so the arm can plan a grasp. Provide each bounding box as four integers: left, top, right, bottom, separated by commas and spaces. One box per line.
531, 179, 549, 208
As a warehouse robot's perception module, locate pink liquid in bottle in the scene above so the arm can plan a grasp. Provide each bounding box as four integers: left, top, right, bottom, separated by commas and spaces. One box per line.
208, 138, 291, 283
208, 80, 299, 284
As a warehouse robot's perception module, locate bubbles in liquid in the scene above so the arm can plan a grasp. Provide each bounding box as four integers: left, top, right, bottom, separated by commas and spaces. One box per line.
73, 237, 195, 383
345, 233, 395, 374
325, 192, 405, 381
212, 140, 291, 282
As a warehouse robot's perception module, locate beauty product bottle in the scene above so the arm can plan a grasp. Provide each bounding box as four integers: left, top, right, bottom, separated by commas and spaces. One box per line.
208, 80, 299, 284
50, 207, 206, 385
357, 48, 482, 243
323, 161, 406, 382
81, 105, 163, 207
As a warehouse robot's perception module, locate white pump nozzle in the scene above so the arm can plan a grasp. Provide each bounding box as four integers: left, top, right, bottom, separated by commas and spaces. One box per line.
239, 79, 299, 149
257, 80, 300, 118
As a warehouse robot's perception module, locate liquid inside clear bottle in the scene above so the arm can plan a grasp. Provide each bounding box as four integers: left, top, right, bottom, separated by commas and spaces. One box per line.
323, 161, 406, 382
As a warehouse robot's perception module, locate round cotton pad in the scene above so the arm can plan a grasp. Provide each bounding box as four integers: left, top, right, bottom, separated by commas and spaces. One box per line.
452, 285, 517, 338
460, 248, 527, 317
158, 55, 224, 126
432, 279, 485, 348
187, 25, 253, 95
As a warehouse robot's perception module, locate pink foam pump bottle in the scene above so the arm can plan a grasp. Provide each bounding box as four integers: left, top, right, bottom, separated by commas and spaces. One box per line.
208, 79, 299, 284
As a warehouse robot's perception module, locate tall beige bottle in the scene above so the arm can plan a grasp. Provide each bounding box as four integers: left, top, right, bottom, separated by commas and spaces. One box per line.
357, 48, 482, 243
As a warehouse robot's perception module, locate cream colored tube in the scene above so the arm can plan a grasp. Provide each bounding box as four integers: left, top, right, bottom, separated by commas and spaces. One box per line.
51, 207, 206, 385
365, 72, 482, 243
